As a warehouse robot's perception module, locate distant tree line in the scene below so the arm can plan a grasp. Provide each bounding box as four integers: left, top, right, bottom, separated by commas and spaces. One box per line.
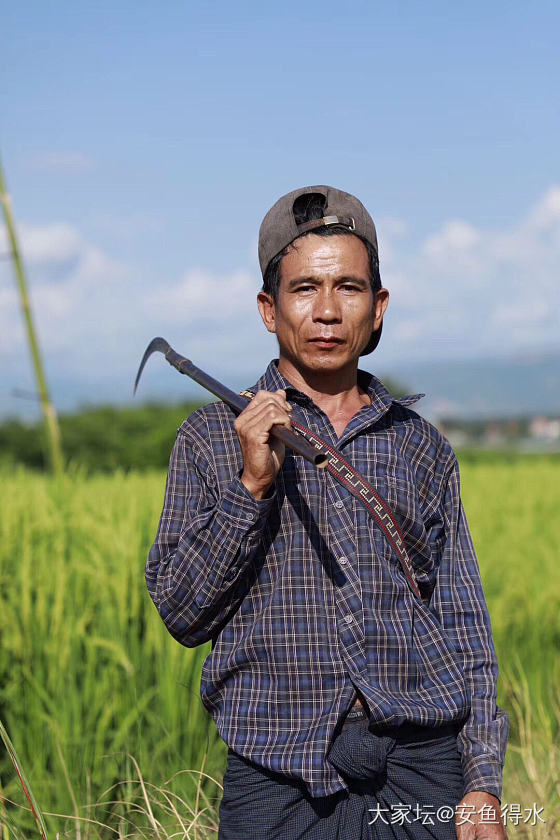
0, 402, 204, 472
0, 377, 415, 472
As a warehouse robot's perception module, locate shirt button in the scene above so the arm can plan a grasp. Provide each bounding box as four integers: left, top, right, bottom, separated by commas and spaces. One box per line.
334, 500, 344, 509
339, 556, 348, 565
343, 614, 353, 624
245, 512, 255, 521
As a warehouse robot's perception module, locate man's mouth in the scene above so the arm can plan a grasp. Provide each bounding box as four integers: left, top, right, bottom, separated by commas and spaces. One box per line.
308, 337, 344, 349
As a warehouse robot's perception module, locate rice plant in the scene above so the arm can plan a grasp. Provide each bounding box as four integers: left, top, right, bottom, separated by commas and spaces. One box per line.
0, 456, 558, 836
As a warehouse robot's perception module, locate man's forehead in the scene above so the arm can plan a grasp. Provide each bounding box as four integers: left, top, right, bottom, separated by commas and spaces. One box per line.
279, 233, 370, 278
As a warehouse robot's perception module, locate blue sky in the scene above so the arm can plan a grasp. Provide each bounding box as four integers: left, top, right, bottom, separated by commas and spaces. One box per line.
1, 1, 559, 417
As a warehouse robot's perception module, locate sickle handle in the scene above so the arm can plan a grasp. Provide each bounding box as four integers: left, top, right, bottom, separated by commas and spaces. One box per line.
135, 337, 328, 468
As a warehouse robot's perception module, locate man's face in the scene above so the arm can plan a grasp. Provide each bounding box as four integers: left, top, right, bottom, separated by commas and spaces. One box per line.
258, 233, 388, 378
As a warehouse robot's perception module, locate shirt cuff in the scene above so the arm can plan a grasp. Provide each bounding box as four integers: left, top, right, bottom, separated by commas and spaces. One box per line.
219, 475, 277, 524
461, 757, 504, 801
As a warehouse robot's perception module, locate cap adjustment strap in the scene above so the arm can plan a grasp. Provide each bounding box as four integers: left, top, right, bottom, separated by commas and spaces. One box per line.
296, 215, 356, 235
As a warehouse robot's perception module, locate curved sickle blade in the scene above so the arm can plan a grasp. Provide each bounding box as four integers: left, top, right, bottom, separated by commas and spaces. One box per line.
133, 336, 328, 468
133, 336, 172, 395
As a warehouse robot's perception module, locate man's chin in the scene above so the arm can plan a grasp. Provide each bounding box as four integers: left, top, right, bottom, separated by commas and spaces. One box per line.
307, 345, 362, 366
280, 348, 360, 376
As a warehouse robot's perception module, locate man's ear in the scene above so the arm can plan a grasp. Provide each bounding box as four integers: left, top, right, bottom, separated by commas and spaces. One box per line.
257, 291, 276, 334
373, 288, 389, 332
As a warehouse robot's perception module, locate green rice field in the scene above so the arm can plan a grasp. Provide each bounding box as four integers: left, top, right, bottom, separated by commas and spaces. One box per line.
0, 456, 558, 838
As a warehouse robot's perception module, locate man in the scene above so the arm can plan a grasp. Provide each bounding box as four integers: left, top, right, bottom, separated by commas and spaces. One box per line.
146, 186, 509, 839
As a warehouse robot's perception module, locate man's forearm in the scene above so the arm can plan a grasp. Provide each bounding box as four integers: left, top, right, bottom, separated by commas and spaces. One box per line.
146, 432, 275, 647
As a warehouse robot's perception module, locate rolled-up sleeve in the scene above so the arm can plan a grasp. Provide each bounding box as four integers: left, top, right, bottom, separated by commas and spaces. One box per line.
145, 428, 275, 648
431, 455, 509, 800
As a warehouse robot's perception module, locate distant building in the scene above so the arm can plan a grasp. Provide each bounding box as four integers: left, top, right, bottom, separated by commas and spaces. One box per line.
529, 417, 560, 442
436, 414, 560, 452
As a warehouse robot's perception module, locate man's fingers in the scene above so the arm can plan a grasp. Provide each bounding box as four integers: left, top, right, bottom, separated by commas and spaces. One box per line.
236, 404, 291, 429
251, 388, 290, 403
235, 392, 292, 435
238, 405, 293, 436
240, 389, 292, 416
235, 390, 290, 498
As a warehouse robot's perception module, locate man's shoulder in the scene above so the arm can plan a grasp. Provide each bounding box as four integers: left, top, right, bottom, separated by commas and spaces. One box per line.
387, 397, 457, 469
364, 372, 454, 465
177, 399, 237, 442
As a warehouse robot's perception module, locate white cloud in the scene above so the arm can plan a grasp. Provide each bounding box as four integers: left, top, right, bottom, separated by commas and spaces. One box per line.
141, 267, 272, 374
378, 186, 560, 361
0, 223, 271, 389
0, 222, 133, 359
1, 186, 559, 411
526, 186, 560, 230
146, 269, 256, 319
18, 223, 83, 265
423, 220, 480, 255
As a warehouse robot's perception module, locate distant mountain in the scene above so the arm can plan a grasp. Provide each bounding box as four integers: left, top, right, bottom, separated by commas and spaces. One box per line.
385, 351, 560, 420
2, 350, 559, 422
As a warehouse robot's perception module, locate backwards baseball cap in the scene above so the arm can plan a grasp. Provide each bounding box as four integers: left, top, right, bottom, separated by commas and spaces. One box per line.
258, 185, 383, 355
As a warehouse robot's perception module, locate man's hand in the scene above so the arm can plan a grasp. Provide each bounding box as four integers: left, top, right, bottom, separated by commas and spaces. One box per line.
456, 791, 507, 840
234, 389, 292, 499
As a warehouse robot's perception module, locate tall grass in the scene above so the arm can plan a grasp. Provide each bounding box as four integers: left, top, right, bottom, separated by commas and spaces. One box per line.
459, 456, 560, 719
0, 466, 224, 836
0, 456, 558, 836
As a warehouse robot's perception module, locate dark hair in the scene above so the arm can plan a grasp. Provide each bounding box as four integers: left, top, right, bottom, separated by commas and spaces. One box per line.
262, 192, 381, 300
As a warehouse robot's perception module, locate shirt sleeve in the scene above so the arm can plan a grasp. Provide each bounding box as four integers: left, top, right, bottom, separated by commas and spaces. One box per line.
145, 427, 275, 648
430, 454, 509, 800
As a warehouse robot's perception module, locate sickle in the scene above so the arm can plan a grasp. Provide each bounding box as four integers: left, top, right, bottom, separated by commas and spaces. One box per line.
133, 337, 327, 468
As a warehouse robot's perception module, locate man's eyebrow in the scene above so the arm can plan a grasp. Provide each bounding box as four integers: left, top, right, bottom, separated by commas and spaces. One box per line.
286, 277, 320, 288
286, 276, 369, 289
337, 275, 370, 287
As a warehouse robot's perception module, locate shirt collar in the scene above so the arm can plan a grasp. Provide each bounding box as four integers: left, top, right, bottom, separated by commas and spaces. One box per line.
248, 360, 424, 424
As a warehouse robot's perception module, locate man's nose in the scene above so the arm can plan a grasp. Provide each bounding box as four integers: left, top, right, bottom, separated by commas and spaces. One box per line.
312, 289, 341, 322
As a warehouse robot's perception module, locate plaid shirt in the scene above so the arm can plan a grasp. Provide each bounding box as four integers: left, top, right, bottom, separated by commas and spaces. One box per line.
146, 360, 508, 799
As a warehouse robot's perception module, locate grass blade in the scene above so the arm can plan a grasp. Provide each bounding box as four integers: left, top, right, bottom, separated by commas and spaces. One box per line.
0, 719, 48, 840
